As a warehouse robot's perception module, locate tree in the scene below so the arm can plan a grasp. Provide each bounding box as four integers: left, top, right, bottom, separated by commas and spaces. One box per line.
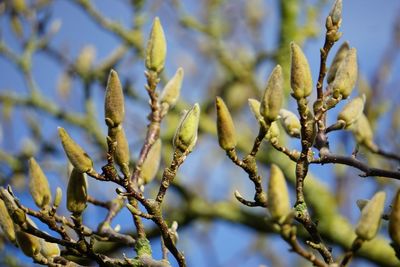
0, 0, 400, 266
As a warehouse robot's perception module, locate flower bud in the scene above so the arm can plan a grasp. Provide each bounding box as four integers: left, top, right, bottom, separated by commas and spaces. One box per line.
279, 109, 301, 138
266, 121, 280, 142
160, 67, 184, 110
67, 168, 88, 215
145, 17, 167, 73
15, 229, 41, 257
337, 95, 365, 128
331, 48, 358, 99
58, 127, 93, 173
54, 187, 62, 208
75, 45, 95, 75
216, 97, 237, 150
350, 114, 377, 151
260, 65, 283, 123
267, 164, 291, 222
0, 199, 16, 243
110, 126, 130, 177
141, 139, 162, 185
327, 42, 349, 84
28, 158, 52, 209
328, 0, 342, 27
355, 191, 385, 241
290, 42, 313, 100
389, 189, 400, 247
40, 240, 60, 258
173, 103, 200, 153
248, 98, 265, 125
105, 69, 125, 127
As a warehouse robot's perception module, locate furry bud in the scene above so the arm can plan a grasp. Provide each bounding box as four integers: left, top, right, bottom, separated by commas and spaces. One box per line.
28, 158, 52, 209
279, 109, 301, 138
337, 95, 365, 128
216, 97, 237, 150
141, 139, 162, 185
160, 67, 184, 111
67, 168, 88, 215
15, 229, 41, 257
173, 103, 200, 153
327, 42, 349, 84
268, 164, 291, 221
290, 42, 313, 100
260, 65, 283, 123
0, 199, 16, 243
332, 48, 358, 99
105, 69, 125, 127
350, 114, 377, 151
145, 17, 167, 73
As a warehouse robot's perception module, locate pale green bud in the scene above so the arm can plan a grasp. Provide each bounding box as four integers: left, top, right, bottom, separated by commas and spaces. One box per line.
145, 17, 167, 73
110, 126, 130, 177
58, 127, 93, 173
389, 189, 400, 247
216, 97, 237, 150
105, 69, 125, 127
355, 191, 385, 241
327, 42, 349, 84
141, 139, 162, 185
337, 95, 365, 128
67, 168, 88, 215
260, 65, 283, 123
28, 158, 52, 209
266, 121, 280, 142
248, 98, 265, 126
350, 114, 377, 151
279, 109, 301, 138
40, 240, 60, 258
290, 42, 313, 100
173, 103, 200, 153
328, 0, 342, 26
0, 199, 16, 243
160, 67, 184, 111
15, 229, 41, 257
332, 48, 358, 99
75, 45, 96, 75
54, 187, 62, 208
268, 164, 291, 221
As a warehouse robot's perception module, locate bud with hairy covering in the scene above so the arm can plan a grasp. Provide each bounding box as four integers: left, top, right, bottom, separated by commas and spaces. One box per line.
173, 103, 200, 153
260, 65, 283, 123
141, 139, 162, 185
160, 67, 184, 113
67, 168, 88, 215
216, 97, 237, 150
327, 42, 349, 84
268, 164, 291, 222
105, 69, 125, 127
145, 17, 167, 73
279, 109, 301, 138
290, 42, 313, 100
337, 95, 365, 128
331, 48, 358, 99
28, 158, 52, 209
0, 199, 15, 243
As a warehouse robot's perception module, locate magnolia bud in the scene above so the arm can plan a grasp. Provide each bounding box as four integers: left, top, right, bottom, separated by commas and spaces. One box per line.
75, 45, 95, 75
337, 95, 365, 128
15, 229, 41, 257
160, 67, 184, 110
67, 168, 88, 215
350, 114, 377, 151
267, 164, 291, 222
141, 139, 162, 185
389, 189, 400, 247
145, 17, 167, 73
111, 126, 130, 177
279, 109, 301, 138
105, 69, 125, 127
328, 0, 342, 27
355, 191, 385, 241
290, 42, 313, 100
58, 127, 93, 173
173, 103, 200, 153
54, 187, 62, 208
248, 98, 265, 126
327, 42, 349, 84
216, 97, 237, 150
0, 199, 16, 243
266, 121, 280, 142
40, 240, 60, 258
331, 48, 358, 99
260, 65, 283, 123
28, 158, 52, 209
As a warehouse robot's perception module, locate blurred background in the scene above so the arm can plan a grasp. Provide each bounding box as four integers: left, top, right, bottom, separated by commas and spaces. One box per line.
1, 0, 400, 266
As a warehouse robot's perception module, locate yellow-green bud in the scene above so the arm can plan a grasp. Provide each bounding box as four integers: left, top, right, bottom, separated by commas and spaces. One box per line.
0, 199, 16, 243
331, 48, 358, 99
75, 45, 95, 75
248, 98, 265, 126
350, 114, 377, 151
58, 127, 93, 173
328, 0, 342, 27
15, 229, 41, 257
216, 97, 237, 150
337, 95, 365, 128
290, 42, 313, 100
54, 187, 62, 208
40, 240, 60, 258
111, 126, 130, 177
67, 168, 88, 215
355, 191, 385, 241
140, 139, 162, 185
389, 189, 400, 247
327, 42, 349, 84
105, 69, 125, 127
260, 65, 283, 123
145, 17, 167, 73
279, 109, 301, 138
266, 121, 280, 142
267, 164, 291, 222
28, 158, 52, 209
173, 103, 200, 153
160, 67, 184, 112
